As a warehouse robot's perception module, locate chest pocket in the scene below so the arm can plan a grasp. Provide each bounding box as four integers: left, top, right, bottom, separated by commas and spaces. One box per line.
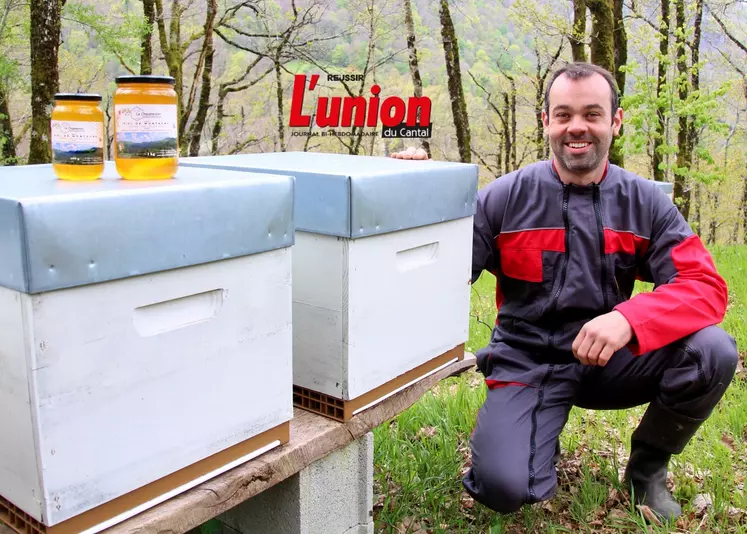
500, 247, 543, 282
497, 229, 566, 284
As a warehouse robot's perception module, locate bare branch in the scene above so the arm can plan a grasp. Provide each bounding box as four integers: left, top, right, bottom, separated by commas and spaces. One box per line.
708, 5, 747, 54
471, 148, 498, 176
467, 70, 508, 130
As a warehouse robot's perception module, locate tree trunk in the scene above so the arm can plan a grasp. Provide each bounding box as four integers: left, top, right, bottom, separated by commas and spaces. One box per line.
571, 0, 587, 62
187, 0, 216, 157
140, 0, 156, 74
29, 0, 64, 164
535, 74, 544, 160
707, 190, 718, 245
611, 0, 626, 167
155, 0, 186, 141
652, 0, 669, 182
673, 0, 691, 219
0, 83, 16, 164
587, 0, 615, 75
403, 0, 430, 157
510, 80, 517, 171
275, 60, 285, 152
211, 91, 226, 156
687, 0, 702, 160
502, 93, 510, 175
586, 0, 622, 166
439, 0, 470, 163
612, 0, 627, 95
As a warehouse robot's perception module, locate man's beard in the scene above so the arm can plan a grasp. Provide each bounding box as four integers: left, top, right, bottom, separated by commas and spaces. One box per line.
554, 134, 610, 173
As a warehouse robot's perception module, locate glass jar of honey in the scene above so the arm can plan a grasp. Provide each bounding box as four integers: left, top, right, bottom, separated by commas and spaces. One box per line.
113, 75, 179, 180
51, 93, 105, 181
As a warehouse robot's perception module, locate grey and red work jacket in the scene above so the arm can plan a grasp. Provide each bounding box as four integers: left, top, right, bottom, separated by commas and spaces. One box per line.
472, 160, 728, 361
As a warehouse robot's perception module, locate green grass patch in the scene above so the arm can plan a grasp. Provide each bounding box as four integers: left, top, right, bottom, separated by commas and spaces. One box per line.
375, 245, 747, 533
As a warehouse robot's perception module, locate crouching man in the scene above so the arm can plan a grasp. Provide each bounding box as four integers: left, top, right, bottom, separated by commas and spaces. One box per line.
391, 62, 739, 521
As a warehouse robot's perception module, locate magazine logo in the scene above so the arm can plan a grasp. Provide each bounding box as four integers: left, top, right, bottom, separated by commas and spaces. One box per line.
289, 74, 432, 138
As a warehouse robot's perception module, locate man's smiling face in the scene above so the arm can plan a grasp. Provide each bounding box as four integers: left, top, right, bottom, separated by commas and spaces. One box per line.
542, 72, 622, 176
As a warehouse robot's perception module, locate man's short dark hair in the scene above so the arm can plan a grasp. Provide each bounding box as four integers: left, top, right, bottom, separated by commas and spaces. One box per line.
544, 62, 620, 121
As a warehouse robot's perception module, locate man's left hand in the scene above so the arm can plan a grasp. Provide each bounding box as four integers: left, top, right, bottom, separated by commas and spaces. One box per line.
572, 311, 633, 366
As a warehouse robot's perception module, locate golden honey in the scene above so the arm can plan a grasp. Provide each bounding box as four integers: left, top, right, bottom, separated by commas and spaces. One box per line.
113, 75, 178, 180
51, 94, 105, 180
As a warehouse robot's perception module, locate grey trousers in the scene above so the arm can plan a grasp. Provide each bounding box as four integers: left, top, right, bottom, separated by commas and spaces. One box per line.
462, 325, 739, 514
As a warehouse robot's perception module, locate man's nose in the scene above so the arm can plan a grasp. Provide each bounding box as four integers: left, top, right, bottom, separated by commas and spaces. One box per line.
567, 115, 588, 135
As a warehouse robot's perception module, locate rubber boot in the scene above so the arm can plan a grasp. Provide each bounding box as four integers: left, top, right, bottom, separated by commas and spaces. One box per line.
624, 442, 681, 521
624, 400, 705, 522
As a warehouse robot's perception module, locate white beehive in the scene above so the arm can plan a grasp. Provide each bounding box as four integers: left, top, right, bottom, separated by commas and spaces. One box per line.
653, 180, 673, 202
181, 152, 478, 420
0, 163, 295, 533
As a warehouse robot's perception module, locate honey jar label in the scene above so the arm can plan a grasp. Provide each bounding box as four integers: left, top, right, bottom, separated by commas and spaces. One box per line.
115, 104, 178, 159
51, 120, 104, 165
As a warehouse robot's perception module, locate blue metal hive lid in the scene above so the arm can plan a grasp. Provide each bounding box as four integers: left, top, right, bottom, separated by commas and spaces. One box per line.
0, 162, 294, 293
180, 151, 479, 238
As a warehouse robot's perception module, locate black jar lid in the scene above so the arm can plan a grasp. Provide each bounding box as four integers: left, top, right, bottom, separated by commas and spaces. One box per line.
115, 75, 176, 85
54, 93, 102, 101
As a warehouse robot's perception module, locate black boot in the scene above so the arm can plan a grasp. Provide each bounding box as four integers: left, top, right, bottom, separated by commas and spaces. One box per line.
624, 441, 681, 521
624, 400, 705, 522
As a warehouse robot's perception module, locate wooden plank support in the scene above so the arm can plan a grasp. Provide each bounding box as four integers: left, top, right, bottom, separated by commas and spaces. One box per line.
99, 355, 475, 534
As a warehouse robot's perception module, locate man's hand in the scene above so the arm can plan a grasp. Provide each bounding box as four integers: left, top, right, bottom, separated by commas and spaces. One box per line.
572, 311, 633, 366
390, 146, 429, 160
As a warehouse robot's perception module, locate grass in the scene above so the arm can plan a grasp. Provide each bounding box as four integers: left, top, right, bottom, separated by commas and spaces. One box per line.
373, 245, 747, 533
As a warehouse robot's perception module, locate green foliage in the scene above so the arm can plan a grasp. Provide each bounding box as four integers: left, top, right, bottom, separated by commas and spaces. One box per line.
329, 43, 349, 67
63, 1, 149, 73
621, 55, 734, 184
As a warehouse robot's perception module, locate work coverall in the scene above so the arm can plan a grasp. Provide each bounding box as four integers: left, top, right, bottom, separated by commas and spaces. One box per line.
462, 160, 739, 513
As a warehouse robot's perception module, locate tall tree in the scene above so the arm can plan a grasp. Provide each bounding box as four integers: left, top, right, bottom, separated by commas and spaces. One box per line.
186, 0, 217, 156
29, 0, 65, 164
687, 0, 703, 166
532, 41, 564, 160
140, 0, 156, 74
571, 0, 587, 62
611, 0, 627, 167
439, 0, 470, 163
586, 0, 623, 166
673, 0, 691, 218
652, 0, 670, 182
403, 0, 430, 157
0, 84, 15, 164
0, 0, 23, 164
612, 0, 627, 95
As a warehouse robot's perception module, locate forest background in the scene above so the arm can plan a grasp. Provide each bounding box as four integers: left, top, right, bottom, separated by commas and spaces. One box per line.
1, 0, 746, 242
2, 1, 747, 532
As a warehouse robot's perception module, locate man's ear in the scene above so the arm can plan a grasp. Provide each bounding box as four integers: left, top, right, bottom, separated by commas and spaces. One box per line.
541, 110, 549, 133
612, 107, 623, 136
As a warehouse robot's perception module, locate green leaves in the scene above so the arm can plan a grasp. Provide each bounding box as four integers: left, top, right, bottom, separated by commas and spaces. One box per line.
63, 1, 149, 73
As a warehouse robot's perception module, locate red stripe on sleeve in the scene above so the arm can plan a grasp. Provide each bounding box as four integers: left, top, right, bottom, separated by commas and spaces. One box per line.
614, 235, 728, 355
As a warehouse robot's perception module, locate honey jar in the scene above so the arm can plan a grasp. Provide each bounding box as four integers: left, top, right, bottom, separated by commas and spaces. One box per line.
51, 93, 105, 181
113, 75, 179, 180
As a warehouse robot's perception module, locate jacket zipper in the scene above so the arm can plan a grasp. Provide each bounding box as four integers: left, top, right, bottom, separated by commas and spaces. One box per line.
593, 184, 609, 311
548, 185, 571, 349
